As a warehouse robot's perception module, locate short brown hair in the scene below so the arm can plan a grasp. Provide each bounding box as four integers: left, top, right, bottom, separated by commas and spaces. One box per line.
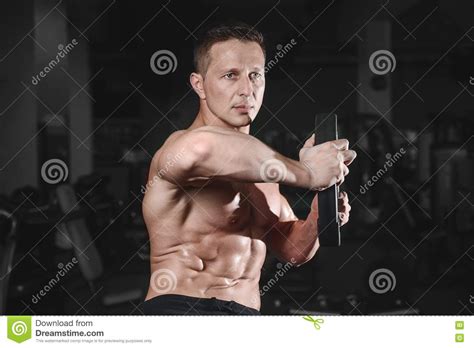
193, 22, 266, 75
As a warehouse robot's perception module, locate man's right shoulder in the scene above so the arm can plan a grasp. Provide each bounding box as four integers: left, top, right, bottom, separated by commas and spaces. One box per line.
152, 129, 189, 161
149, 128, 212, 188
152, 126, 218, 161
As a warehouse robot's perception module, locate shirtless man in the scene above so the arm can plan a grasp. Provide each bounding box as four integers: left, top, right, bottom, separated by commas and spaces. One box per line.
141, 22, 357, 315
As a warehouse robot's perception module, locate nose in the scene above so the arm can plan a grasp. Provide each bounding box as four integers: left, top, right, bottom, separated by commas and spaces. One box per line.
238, 75, 253, 98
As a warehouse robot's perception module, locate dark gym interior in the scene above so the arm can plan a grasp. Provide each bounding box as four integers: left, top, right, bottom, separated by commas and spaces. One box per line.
0, 0, 473, 315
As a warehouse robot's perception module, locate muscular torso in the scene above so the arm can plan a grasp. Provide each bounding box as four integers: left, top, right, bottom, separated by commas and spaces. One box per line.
142, 131, 281, 310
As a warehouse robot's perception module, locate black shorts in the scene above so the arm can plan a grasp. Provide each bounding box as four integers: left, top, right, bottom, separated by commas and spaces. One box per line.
141, 294, 261, 315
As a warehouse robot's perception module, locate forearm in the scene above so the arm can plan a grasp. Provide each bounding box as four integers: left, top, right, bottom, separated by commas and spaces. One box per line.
193, 127, 313, 188
270, 208, 320, 266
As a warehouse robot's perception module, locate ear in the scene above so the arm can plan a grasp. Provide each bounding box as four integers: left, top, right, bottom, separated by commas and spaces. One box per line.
190, 72, 206, 100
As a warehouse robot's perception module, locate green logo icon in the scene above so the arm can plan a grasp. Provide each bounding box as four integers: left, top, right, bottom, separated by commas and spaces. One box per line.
303, 315, 324, 330
456, 321, 464, 330
455, 333, 464, 343
7, 316, 32, 343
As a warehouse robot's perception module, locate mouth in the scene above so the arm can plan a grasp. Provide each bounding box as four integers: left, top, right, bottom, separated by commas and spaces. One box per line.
233, 104, 254, 113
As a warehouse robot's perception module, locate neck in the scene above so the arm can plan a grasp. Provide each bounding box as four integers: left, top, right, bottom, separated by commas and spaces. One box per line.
188, 101, 250, 134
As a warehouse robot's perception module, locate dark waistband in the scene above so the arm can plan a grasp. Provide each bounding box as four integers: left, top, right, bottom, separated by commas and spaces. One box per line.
142, 294, 261, 315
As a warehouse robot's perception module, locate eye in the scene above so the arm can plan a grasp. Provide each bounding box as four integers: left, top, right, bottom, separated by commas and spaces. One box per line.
250, 72, 262, 81
223, 72, 235, 79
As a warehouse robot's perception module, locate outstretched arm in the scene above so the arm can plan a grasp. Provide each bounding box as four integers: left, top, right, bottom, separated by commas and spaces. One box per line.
157, 126, 314, 189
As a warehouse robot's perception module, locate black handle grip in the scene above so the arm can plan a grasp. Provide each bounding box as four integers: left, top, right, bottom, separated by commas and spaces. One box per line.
314, 114, 341, 247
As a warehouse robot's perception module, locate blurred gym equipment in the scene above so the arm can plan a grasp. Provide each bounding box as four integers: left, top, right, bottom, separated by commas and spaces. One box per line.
55, 184, 148, 312
0, 209, 18, 314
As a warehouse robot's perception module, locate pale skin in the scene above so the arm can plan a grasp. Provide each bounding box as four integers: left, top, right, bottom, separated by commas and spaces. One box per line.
143, 39, 357, 310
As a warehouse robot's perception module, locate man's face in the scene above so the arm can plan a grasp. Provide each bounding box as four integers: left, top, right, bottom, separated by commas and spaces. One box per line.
201, 39, 265, 128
